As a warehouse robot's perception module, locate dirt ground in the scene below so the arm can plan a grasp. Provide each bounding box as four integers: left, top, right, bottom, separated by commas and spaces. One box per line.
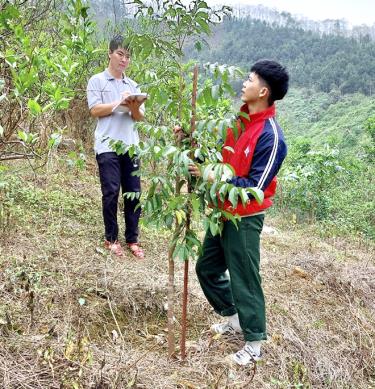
0, 166, 374, 388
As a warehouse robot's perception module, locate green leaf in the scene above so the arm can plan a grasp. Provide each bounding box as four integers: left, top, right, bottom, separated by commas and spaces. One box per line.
237, 111, 250, 121
223, 146, 234, 154
191, 194, 201, 216
218, 182, 228, 201
174, 244, 188, 261
221, 210, 240, 228
0, 5, 20, 28
247, 187, 264, 204
203, 86, 212, 105
202, 164, 213, 181
17, 131, 28, 142
222, 163, 234, 179
185, 232, 201, 248
153, 145, 161, 155
163, 145, 177, 157
80, 6, 89, 18
228, 186, 238, 208
48, 133, 62, 149
239, 188, 249, 206
27, 99, 41, 115
209, 182, 218, 201
197, 1, 209, 10
204, 119, 212, 133
209, 221, 218, 236
78, 298, 86, 306
196, 18, 210, 34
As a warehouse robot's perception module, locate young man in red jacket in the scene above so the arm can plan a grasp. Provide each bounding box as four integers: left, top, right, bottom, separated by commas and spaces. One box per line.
189, 59, 289, 366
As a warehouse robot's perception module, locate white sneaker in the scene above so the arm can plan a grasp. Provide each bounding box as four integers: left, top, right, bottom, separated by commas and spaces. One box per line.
211, 321, 240, 335
231, 343, 262, 366
210, 314, 242, 335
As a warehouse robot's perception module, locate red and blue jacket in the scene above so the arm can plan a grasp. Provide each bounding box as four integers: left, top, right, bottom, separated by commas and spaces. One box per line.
221, 104, 287, 216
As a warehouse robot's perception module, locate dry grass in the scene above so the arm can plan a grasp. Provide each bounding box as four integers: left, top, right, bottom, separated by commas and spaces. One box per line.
0, 160, 374, 388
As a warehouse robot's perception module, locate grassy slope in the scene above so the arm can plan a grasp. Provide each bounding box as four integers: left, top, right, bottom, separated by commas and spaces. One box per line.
0, 159, 374, 388
276, 88, 375, 149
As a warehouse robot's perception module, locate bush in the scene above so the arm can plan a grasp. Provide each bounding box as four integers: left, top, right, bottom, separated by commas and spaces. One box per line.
274, 137, 375, 240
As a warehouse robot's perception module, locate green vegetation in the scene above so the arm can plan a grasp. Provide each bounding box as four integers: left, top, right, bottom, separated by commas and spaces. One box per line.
187, 17, 375, 96
275, 139, 375, 240
278, 88, 375, 147
0, 1, 374, 388
271, 89, 375, 240
1, 2, 373, 239
182, 12, 375, 241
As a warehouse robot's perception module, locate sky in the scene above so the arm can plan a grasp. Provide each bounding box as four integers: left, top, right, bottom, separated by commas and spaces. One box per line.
207, 0, 375, 26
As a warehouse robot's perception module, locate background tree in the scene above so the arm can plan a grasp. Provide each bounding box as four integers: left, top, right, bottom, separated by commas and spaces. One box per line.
185, 17, 375, 96
0, 0, 98, 164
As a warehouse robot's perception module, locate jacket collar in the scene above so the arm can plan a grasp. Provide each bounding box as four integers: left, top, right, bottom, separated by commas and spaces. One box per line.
239, 103, 276, 125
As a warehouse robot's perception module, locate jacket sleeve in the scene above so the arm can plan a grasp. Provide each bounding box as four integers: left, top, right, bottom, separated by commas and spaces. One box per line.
227, 130, 287, 194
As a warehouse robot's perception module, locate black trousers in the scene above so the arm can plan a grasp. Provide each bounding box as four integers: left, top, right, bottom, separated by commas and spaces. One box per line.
96, 152, 141, 243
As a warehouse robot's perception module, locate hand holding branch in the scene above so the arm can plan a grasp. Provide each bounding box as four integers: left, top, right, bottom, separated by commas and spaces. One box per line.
188, 163, 215, 182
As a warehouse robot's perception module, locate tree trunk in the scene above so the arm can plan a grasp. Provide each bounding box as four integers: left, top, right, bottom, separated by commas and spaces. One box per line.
180, 255, 189, 359
180, 64, 199, 360
167, 246, 176, 358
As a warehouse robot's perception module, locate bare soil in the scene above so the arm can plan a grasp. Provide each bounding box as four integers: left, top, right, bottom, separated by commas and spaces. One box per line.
0, 163, 374, 388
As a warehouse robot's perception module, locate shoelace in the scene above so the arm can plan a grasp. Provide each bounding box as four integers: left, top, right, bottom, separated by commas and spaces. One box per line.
213, 322, 235, 333
235, 345, 258, 361
223, 323, 235, 332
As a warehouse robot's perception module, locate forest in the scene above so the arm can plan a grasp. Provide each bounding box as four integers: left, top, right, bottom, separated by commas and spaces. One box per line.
0, 1, 374, 388
187, 17, 375, 95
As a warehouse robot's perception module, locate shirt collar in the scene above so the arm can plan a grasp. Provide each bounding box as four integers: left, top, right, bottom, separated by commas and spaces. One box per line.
104, 69, 129, 84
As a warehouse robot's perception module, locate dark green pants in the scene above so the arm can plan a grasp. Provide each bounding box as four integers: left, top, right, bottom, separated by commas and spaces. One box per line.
196, 214, 266, 341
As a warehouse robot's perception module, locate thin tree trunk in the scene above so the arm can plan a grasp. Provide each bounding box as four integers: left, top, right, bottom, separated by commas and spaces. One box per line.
167, 213, 183, 358
167, 241, 176, 358
180, 64, 199, 360
180, 258, 189, 360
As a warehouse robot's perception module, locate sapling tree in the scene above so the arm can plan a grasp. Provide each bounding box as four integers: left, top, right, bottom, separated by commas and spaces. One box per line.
109, 0, 264, 358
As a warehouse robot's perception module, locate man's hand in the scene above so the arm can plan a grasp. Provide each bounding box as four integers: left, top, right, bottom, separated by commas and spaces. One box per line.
120, 91, 131, 102
125, 97, 143, 110
173, 125, 188, 143
188, 163, 201, 177
188, 164, 215, 182
121, 92, 144, 121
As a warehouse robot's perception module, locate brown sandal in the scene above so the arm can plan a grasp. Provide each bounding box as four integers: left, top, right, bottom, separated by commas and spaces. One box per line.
104, 240, 124, 257
127, 243, 145, 259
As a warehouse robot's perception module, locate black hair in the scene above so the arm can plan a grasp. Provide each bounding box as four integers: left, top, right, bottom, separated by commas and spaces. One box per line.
250, 60, 289, 105
109, 34, 130, 53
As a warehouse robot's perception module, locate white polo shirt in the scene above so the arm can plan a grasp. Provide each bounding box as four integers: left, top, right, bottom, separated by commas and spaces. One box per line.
87, 69, 144, 154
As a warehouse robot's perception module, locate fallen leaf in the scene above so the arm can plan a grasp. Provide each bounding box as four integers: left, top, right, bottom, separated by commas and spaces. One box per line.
292, 266, 309, 278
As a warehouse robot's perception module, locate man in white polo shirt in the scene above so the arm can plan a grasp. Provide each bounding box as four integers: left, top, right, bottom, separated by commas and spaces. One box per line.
87, 35, 145, 258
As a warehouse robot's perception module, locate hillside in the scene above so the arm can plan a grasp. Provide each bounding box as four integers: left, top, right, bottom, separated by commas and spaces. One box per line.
276, 88, 375, 149
216, 4, 375, 40
0, 160, 374, 388
187, 17, 375, 96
